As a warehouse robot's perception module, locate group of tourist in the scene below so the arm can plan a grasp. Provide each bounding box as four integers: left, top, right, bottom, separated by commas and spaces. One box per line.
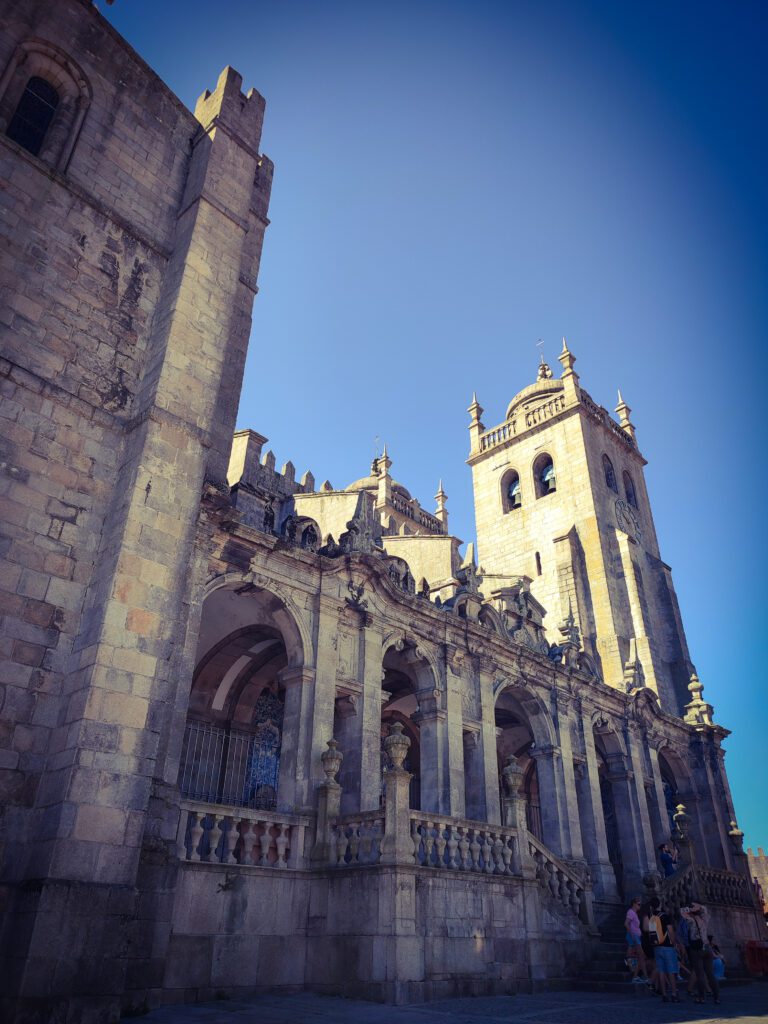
624, 895, 724, 1004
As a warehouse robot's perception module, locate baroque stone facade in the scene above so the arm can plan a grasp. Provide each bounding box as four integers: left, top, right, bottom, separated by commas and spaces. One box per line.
0, 3, 763, 1021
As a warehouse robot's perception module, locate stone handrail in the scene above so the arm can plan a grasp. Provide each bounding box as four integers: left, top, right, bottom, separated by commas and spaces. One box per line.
177, 799, 312, 869
410, 813, 521, 875
527, 832, 595, 927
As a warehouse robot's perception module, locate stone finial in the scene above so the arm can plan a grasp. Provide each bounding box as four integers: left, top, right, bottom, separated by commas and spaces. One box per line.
321, 480, 334, 492
728, 820, 745, 854
434, 479, 448, 528
320, 738, 343, 785
673, 802, 690, 840
301, 469, 315, 491
377, 444, 392, 509
615, 389, 636, 442
684, 672, 714, 728
467, 392, 484, 424
262, 449, 276, 472
502, 753, 524, 797
281, 460, 295, 486
383, 721, 411, 771
558, 336, 577, 375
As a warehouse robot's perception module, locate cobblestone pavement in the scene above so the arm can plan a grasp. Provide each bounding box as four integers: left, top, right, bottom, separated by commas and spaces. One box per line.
144, 984, 768, 1024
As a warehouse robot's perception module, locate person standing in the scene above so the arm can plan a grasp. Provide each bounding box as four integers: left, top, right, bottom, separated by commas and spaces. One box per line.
649, 897, 680, 1002
658, 843, 678, 878
682, 904, 720, 1006
624, 897, 648, 983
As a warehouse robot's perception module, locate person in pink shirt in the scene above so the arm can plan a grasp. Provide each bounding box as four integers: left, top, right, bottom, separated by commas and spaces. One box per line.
625, 896, 649, 983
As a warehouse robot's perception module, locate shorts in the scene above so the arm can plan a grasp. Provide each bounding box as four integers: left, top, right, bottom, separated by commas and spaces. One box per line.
655, 946, 679, 974
626, 932, 642, 947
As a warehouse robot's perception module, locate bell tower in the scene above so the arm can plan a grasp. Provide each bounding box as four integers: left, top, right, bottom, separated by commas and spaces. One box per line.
468, 340, 693, 712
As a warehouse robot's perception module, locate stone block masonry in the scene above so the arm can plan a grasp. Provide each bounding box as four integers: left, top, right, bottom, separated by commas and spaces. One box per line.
0, 1, 272, 1020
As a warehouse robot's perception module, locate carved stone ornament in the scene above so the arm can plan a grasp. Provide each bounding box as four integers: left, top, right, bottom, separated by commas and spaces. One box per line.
320, 738, 343, 784
502, 753, 524, 796
383, 721, 411, 770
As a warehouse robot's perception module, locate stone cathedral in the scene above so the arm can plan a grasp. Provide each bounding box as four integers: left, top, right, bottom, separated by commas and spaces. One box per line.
0, 1, 762, 1021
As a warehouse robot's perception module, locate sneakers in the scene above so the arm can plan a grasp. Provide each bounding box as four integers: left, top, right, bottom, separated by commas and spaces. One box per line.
632, 977, 645, 984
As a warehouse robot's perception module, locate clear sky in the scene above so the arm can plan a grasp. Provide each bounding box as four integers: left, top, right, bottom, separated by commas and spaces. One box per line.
102, 0, 767, 850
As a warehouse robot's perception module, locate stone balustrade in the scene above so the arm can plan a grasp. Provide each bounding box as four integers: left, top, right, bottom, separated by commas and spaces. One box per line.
660, 863, 757, 913
177, 799, 311, 869
331, 810, 386, 866
410, 814, 521, 874
527, 833, 594, 927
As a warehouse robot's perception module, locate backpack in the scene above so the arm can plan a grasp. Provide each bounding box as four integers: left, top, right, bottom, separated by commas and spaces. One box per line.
649, 914, 667, 946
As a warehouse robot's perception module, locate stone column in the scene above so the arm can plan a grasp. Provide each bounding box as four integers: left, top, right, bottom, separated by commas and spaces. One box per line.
359, 626, 387, 811
307, 591, 340, 794
578, 703, 619, 900
276, 666, 315, 812
413, 688, 448, 815
646, 739, 672, 845
625, 721, 657, 874
530, 744, 567, 856
381, 723, 413, 865
554, 691, 584, 860
478, 664, 501, 826
604, 750, 647, 895
445, 648, 468, 818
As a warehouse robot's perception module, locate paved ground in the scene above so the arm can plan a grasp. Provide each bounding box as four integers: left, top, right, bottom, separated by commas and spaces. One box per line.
145, 984, 768, 1024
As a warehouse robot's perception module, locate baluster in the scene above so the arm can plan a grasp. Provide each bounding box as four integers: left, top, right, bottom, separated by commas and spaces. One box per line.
258, 821, 273, 866
534, 849, 546, 885
483, 832, 495, 874
495, 831, 507, 872
177, 808, 190, 861
434, 824, 447, 868
458, 827, 470, 870
411, 819, 422, 864
570, 882, 582, 914
336, 824, 348, 866
547, 861, 559, 898
359, 821, 373, 863
423, 822, 436, 866
558, 870, 569, 907
275, 822, 290, 868
209, 815, 224, 864
446, 827, 459, 869
348, 822, 361, 864
224, 817, 238, 865
469, 828, 481, 872
500, 833, 513, 875
240, 820, 257, 866
328, 823, 338, 866
189, 812, 204, 862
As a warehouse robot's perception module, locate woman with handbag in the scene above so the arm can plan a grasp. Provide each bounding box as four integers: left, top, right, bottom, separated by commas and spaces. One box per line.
681, 903, 721, 1005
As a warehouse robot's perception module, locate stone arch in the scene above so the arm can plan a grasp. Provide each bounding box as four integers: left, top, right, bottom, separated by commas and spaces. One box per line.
203, 571, 313, 670
478, 604, 503, 634
0, 38, 92, 170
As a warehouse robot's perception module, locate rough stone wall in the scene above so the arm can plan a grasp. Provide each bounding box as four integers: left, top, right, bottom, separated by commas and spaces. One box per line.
0, 0, 197, 871
160, 862, 593, 1007
0, 2, 273, 1019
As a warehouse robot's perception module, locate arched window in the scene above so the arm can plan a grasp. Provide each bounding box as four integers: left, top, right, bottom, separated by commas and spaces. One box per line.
501, 469, 521, 511
533, 453, 556, 497
623, 471, 638, 508
602, 454, 618, 493
6, 76, 59, 156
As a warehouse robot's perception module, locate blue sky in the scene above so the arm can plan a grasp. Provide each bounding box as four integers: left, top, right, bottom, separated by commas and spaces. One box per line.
102, 0, 767, 850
